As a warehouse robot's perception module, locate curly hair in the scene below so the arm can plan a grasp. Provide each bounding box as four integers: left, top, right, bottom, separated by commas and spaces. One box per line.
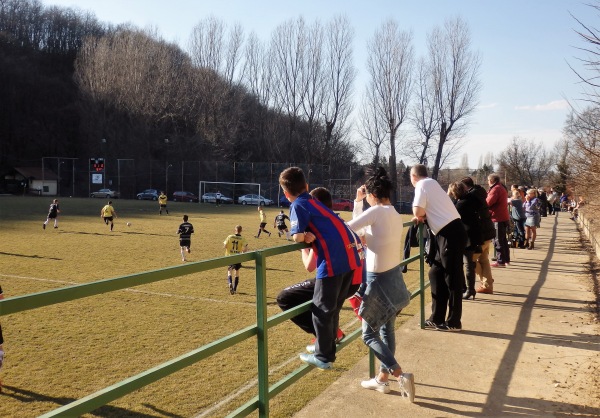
364, 166, 394, 200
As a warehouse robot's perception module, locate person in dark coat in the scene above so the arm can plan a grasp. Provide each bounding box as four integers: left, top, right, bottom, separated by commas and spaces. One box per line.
461, 177, 496, 294
448, 182, 483, 300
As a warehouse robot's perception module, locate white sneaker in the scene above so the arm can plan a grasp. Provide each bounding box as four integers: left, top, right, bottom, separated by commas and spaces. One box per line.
399, 373, 415, 402
361, 377, 390, 394
306, 344, 315, 354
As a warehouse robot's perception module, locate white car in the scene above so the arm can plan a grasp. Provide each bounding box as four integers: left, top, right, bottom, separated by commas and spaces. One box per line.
90, 189, 120, 198
237, 194, 273, 206
201, 193, 233, 204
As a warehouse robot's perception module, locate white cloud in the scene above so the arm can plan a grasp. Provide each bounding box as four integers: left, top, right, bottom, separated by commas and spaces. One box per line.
477, 103, 498, 109
515, 100, 569, 111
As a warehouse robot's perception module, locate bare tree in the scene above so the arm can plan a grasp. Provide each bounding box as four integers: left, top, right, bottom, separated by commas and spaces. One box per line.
408, 57, 439, 165
357, 84, 388, 167
427, 17, 482, 179
497, 137, 556, 186
270, 17, 307, 152
365, 19, 414, 200
322, 15, 356, 162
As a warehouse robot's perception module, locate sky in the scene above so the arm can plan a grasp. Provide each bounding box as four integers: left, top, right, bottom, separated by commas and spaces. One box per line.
42, 0, 595, 168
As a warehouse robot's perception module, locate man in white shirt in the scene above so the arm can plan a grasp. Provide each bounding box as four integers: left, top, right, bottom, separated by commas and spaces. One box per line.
411, 164, 467, 331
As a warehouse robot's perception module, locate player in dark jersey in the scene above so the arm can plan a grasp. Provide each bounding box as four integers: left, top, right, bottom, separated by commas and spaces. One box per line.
273, 210, 291, 240
0, 285, 5, 372
177, 215, 194, 262
43, 199, 60, 229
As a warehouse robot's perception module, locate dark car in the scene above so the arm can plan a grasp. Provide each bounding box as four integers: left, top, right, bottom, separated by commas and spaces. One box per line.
136, 189, 160, 200
279, 195, 291, 207
172, 191, 199, 202
332, 198, 354, 211
394, 201, 413, 214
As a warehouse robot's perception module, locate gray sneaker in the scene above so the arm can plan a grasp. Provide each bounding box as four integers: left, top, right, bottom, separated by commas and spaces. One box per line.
299, 353, 332, 370
0, 349, 4, 370
399, 373, 415, 402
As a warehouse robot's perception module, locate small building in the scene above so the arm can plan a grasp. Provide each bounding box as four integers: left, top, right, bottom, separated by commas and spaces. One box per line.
2, 167, 58, 196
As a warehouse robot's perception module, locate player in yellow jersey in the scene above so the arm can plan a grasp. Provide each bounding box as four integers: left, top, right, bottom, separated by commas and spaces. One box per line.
254, 205, 271, 238
158, 191, 169, 215
223, 225, 249, 294
100, 201, 117, 231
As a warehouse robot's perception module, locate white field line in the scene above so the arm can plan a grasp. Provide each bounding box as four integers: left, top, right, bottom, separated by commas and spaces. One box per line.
0, 273, 256, 307
193, 317, 360, 418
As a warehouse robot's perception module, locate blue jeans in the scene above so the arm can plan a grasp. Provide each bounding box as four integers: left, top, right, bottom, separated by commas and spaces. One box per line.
361, 268, 406, 374
362, 315, 399, 374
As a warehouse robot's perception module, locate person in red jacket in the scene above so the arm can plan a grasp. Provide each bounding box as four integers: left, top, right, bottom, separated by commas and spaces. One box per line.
486, 174, 510, 268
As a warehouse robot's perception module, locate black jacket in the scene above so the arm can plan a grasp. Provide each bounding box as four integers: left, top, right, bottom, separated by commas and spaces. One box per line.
467, 184, 496, 241
455, 195, 483, 250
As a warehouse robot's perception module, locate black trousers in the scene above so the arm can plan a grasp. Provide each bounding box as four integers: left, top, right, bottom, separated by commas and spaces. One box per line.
494, 221, 510, 264
276, 279, 359, 336
312, 271, 354, 363
429, 219, 467, 328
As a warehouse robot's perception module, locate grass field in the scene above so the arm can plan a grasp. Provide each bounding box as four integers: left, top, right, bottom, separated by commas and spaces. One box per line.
0, 196, 426, 418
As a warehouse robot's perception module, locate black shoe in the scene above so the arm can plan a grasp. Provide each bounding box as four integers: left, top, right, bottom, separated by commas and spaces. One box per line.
438, 323, 462, 332
424, 320, 443, 330
43, 223, 46, 230
462, 289, 476, 300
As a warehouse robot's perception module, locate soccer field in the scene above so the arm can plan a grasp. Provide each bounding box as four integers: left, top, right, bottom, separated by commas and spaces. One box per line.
0, 196, 424, 417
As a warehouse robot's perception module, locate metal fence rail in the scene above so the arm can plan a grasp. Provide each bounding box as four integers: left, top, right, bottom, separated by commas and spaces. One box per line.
0, 223, 426, 417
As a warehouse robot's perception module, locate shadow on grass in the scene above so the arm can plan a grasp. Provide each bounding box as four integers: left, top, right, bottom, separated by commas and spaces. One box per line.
0, 385, 183, 417
0, 252, 61, 260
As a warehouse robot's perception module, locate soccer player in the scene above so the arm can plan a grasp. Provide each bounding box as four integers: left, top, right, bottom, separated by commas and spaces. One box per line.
254, 206, 271, 238
100, 201, 117, 231
158, 191, 169, 215
273, 210, 291, 240
177, 215, 194, 262
223, 225, 249, 294
215, 191, 222, 206
43, 199, 60, 229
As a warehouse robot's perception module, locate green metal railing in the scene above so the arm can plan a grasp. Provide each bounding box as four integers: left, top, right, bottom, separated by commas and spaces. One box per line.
0, 222, 427, 417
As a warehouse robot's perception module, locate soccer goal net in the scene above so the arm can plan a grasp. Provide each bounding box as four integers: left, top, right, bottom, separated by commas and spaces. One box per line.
198, 181, 261, 204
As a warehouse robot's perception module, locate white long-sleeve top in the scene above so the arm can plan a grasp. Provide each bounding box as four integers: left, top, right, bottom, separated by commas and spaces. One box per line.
347, 200, 403, 273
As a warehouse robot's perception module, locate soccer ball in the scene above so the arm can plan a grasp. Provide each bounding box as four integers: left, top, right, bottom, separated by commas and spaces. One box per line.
126, 222, 132, 227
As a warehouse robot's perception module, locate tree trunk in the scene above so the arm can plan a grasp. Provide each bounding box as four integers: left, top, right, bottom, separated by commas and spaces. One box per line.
431, 122, 446, 180
389, 129, 397, 203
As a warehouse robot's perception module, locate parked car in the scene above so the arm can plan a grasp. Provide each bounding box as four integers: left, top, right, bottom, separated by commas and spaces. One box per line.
136, 189, 160, 200
279, 195, 291, 207
394, 201, 413, 215
90, 188, 120, 199
172, 191, 199, 202
237, 194, 274, 206
332, 198, 354, 211
201, 192, 233, 204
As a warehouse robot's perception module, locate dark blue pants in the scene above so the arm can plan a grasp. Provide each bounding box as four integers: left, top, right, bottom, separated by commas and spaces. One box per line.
312, 270, 354, 363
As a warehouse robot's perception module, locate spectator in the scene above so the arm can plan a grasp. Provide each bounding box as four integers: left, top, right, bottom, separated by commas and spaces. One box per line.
486, 174, 510, 267
411, 164, 467, 331
460, 177, 496, 295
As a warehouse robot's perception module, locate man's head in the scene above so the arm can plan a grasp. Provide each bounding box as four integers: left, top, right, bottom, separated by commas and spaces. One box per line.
53, 199, 58, 203
183, 214, 188, 222
488, 174, 500, 185
108, 200, 112, 205
257, 205, 263, 212
280, 210, 284, 214
410, 164, 428, 186
279, 167, 308, 199
235, 225, 242, 233
309, 187, 333, 209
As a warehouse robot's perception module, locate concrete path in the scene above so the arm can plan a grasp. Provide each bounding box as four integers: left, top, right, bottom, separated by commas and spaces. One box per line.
293, 213, 600, 417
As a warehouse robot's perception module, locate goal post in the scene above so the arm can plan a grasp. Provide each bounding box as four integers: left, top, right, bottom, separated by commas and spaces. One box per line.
198, 181, 261, 204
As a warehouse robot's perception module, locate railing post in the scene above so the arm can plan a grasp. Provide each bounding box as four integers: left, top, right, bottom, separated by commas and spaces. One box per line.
255, 251, 269, 417
419, 223, 426, 328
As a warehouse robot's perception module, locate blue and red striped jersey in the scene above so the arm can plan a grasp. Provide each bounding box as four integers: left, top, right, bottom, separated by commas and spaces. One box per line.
290, 192, 361, 279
